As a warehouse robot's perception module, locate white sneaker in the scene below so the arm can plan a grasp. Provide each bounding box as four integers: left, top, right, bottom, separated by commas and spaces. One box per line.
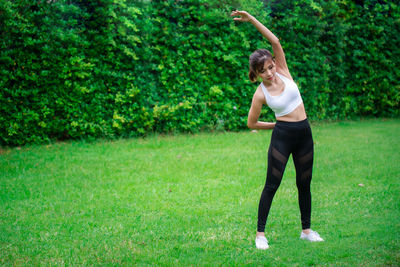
255, 236, 269, 250
300, 230, 324, 242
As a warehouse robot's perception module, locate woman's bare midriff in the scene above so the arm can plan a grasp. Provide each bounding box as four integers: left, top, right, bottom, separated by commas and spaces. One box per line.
275, 103, 307, 122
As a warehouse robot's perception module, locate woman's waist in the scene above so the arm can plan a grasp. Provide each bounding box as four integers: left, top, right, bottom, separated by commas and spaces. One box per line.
275, 118, 309, 127
275, 103, 307, 123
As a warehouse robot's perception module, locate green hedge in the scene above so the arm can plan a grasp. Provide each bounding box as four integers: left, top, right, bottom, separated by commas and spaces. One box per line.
1, 0, 399, 146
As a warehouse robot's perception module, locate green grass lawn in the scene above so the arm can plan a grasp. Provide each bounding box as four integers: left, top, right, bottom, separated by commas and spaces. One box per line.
1, 119, 399, 266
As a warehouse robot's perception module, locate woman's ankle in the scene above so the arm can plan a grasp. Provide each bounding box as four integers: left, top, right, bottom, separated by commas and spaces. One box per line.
302, 229, 311, 234
256, 231, 265, 237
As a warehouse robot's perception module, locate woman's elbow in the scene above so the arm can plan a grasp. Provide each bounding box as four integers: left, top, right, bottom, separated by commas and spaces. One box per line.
247, 120, 256, 129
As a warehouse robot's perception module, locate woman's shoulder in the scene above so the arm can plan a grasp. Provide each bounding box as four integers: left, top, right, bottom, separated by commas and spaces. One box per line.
254, 84, 267, 104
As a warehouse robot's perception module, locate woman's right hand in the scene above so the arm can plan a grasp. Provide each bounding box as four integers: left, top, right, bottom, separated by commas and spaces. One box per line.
230, 10, 253, 22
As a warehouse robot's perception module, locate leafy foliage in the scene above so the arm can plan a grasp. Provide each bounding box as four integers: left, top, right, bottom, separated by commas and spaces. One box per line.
1, 0, 399, 145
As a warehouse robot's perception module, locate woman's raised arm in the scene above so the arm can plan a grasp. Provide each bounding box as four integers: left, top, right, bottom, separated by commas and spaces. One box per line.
231, 10, 292, 79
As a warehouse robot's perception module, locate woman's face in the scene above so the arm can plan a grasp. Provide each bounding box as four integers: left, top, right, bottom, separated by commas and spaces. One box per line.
258, 59, 276, 83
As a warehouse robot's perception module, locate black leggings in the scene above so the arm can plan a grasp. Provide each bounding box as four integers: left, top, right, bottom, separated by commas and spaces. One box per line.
257, 118, 314, 232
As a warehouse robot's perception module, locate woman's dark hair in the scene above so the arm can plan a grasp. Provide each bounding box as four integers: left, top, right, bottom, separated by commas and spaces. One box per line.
248, 49, 274, 83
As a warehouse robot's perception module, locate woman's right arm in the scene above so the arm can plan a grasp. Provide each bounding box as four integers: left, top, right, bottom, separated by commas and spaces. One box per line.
247, 89, 275, 130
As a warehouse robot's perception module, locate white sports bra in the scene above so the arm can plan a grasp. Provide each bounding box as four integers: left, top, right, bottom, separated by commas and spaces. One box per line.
260, 73, 303, 117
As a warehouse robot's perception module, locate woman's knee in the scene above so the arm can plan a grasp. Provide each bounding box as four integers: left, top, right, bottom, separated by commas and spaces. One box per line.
296, 176, 311, 191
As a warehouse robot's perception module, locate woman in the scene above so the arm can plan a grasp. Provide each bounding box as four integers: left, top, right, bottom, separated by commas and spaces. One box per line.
231, 10, 324, 250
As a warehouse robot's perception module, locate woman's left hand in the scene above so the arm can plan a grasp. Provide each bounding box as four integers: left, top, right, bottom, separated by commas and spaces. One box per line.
230, 10, 253, 22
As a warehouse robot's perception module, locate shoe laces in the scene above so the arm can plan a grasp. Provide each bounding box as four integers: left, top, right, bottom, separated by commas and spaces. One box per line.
310, 230, 322, 239
256, 236, 268, 242
310, 230, 320, 237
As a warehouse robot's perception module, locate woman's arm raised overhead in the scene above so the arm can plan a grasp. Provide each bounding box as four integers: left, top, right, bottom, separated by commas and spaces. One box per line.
231, 10, 292, 80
